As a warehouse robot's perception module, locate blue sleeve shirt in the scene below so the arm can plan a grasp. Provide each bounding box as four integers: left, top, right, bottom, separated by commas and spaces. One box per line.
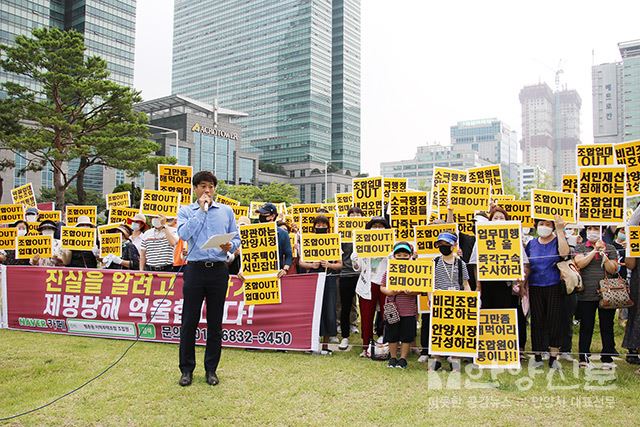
277, 227, 293, 268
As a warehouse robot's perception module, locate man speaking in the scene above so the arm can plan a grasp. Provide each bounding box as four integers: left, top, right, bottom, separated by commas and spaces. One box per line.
177, 171, 240, 386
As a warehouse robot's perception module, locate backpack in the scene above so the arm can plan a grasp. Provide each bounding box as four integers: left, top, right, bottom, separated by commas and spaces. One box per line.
434, 256, 464, 290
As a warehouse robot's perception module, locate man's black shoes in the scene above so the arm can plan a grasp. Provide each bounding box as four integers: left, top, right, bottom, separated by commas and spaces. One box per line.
206, 371, 219, 386
178, 372, 192, 387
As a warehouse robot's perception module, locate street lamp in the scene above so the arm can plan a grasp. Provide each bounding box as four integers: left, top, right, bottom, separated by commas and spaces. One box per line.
307, 155, 342, 203
147, 124, 180, 165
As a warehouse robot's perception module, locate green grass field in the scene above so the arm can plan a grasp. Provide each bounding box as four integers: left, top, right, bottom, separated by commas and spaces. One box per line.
1, 326, 640, 426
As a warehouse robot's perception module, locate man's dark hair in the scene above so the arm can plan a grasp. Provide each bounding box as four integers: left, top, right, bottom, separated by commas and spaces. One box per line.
192, 171, 217, 187
347, 206, 364, 216
312, 215, 331, 227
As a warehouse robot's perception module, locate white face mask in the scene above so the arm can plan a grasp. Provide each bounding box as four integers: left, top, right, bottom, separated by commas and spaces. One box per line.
17, 228, 27, 237
131, 222, 140, 231
587, 232, 600, 243
537, 225, 553, 238
25, 214, 37, 222
151, 218, 162, 228
42, 229, 55, 237
567, 234, 578, 247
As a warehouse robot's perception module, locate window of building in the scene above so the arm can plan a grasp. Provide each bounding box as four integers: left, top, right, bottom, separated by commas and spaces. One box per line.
238, 157, 255, 185
14, 151, 27, 187
321, 183, 326, 201
300, 184, 306, 202
41, 163, 54, 189
310, 184, 317, 203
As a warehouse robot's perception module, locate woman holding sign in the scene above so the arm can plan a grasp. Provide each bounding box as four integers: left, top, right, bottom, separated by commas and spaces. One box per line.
65, 216, 99, 269
102, 225, 140, 270
0, 220, 30, 266
30, 220, 69, 266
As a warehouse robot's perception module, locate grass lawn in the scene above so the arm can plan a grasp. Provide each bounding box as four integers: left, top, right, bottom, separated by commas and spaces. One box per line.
1, 324, 640, 426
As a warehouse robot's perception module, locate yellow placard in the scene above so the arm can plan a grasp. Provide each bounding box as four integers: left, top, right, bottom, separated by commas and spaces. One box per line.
11, 183, 36, 208
0, 204, 24, 225
38, 210, 61, 223
290, 232, 297, 258
383, 177, 407, 199
353, 176, 384, 217
108, 207, 139, 225
105, 191, 130, 209
158, 164, 193, 205
615, 139, 640, 167
353, 229, 395, 258
415, 224, 458, 256
418, 294, 431, 313
336, 216, 370, 240
140, 189, 180, 218
468, 165, 503, 195
562, 174, 578, 195
275, 202, 288, 216
100, 233, 122, 258
578, 165, 626, 225
386, 258, 434, 292
248, 201, 263, 219
60, 226, 96, 251
335, 192, 353, 216
239, 222, 280, 277
0, 228, 17, 250
389, 191, 428, 241
448, 182, 491, 212
15, 235, 52, 259
627, 226, 640, 257
290, 203, 335, 217
300, 232, 341, 262
215, 194, 240, 206
499, 200, 534, 228
577, 143, 616, 167
492, 194, 516, 203
474, 309, 520, 369
98, 223, 122, 237
475, 221, 524, 281
626, 165, 640, 197
65, 206, 97, 226
438, 210, 476, 235
429, 290, 479, 357
531, 189, 576, 223
243, 277, 281, 305
432, 167, 468, 189
231, 205, 249, 220
299, 212, 335, 234
431, 183, 449, 213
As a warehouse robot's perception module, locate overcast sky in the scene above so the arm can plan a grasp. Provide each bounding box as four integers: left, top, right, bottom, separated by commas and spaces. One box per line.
134, 0, 640, 175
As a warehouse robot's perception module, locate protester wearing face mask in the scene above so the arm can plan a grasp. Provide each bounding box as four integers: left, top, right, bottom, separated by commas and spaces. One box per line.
102, 224, 140, 270
127, 213, 148, 254
0, 220, 31, 265
524, 215, 570, 369
254, 203, 292, 278
612, 227, 627, 279
298, 215, 342, 354
140, 214, 178, 272
25, 207, 39, 223
446, 207, 484, 291
573, 225, 619, 369
30, 220, 70, 266
65, 215, 99, 268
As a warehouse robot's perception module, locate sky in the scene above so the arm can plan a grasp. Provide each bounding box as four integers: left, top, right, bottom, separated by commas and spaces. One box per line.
134, 0, 640, 175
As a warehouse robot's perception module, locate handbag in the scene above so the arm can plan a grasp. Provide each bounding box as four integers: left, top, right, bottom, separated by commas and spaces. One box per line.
383, 295, 401, 325
369, 338, 390, 361
557, 259, 583, 294
598, 274, 633, 309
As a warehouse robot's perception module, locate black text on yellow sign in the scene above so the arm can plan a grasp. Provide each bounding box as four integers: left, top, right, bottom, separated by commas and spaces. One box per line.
386, 258, 434, 292
438, 211, 476, 235
389, 191, 428, 240
38, 210, 61, 222
577, 143, 616, 167
290, 203, 335, 217
15, 235, 52, 259
475, 221, 524, 281
215, 194, 241, 206
468, 165, 503, 195
448, 182, 491, 211
140, 190, 180, 217
429, 290, 479, 357
336, 216, 370, 240
383, 177, 407, 199
353, 176, 384, 217
627, 226, 640, 258
108, 207, 140, 224
335, 192, 353, 216
248, 201, 262, 219
300, 233, 342, 262
530, 189, 576, 223
432, 183, 449, 212
231, 205, 249, 219
299, 212, 335, 234
105, 191, 130, 209
243, 277, 281, 305
578, 166, 626, 225
0, 227, 17, 250
158, 164, 193, 205
432, 167, 467, 189
562, 174, 577, 195
60, 226, 96, 251
100, 233, 122, 258
499, 200, 533, 228
414, 224, 458, 255
0, 204, 24, 225
353, 229, 395, 258
239, 222, 280, 277
474, 309, 520, 369
11, 183, 36, 207
65, 206, 97, 226
614, 139, 640, 167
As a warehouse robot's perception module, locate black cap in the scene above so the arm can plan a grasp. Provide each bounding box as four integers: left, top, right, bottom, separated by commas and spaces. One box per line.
37, 220, 58, 231
365, 216, 390, 229
256, 203, 278, 216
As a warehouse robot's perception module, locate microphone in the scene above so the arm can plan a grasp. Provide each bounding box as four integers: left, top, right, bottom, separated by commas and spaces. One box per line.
204, 202, 209, 212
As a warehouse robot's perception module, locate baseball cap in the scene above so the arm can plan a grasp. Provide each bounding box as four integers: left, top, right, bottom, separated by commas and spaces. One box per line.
365, 216, 390, 229
26, 207, 39, 215
435, 232, 457, 246
256, 203, 278, 216
37, 220, 58, 231
393, 241, 413, 255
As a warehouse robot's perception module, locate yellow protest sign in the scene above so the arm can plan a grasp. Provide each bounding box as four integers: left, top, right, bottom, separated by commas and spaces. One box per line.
105, 191, 130, 209
438, 210, 476, 235
562, 174, 578, 195
11, 183, 36, 208
415, 224, 458, 256
492, 194, 515, 203
108, 207, 139, 224
431, 183, 449, 215
239, 222, 280, 277
0, 204, 24, 225
353, 176, 384, 217
97, 223, 122, 237
335, 192, 353, 216
65, 206, 97, 226
290, 232, 297, 258
627, 226, 640, 257
448, 182, 491, 212
38, 210, 61, 223
577, 143, 615, 167
0, 228, 17, 250
290, 203, 335, 217
275, 202, 288, 217
474, 309, 520, 369
578, 165, 626, 225
499, 200, 534, 228
353, 229, 395, 258
231, 205, 249, 220
386, 258, 434, 292
248, 201, 263, 219
475, 221, 524, 281
299, 212, 335, 234
614, 139, 640, 167
158, 164, 193, 204
243, 277, 281, 305
15, 235, 52, 259
60, 226, 96, 251
626, 165, 640, 197
429, 290, 479, 357
140, 190, 180, 218
389, 191, 428, 240
418, 294, 431, 313
383, 177, 407, 199
531, 189, 576, 223
336, 216, 370, 240
432, 167, 468, 189
215, 194, 240, 206
100, 233, 122, 258
468, 165, 503, 195
300, 233, 341, 262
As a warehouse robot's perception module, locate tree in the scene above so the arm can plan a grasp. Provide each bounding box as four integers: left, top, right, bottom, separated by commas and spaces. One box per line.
111, 182, 142, 208
216, 182, 299, 205
40, 187, 106, 214
258, 161, 287, 176
0, 28, 174, 208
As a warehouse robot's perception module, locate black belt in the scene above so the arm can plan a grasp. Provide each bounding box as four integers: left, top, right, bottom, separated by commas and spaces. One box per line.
145, 264, 172, 271
190, 260, 226, 268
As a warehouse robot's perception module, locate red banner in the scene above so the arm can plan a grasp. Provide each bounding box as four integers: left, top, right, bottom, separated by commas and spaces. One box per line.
0, 266, 325, 352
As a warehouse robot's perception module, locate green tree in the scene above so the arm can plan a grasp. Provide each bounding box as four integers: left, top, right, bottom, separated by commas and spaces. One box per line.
216, 182, 299, 205
111, 182, 142, 208
40, 187, 106, 214
0, 28, 174, 208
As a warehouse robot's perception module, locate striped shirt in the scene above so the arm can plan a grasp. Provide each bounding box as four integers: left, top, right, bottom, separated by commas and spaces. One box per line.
380, 272, 418, 316
433, 256, 469, 291
141, 227, 176, 267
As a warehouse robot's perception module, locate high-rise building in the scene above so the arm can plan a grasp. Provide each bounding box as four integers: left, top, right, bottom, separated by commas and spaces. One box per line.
593, 39, 640, 143
171, 0, 361, 175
